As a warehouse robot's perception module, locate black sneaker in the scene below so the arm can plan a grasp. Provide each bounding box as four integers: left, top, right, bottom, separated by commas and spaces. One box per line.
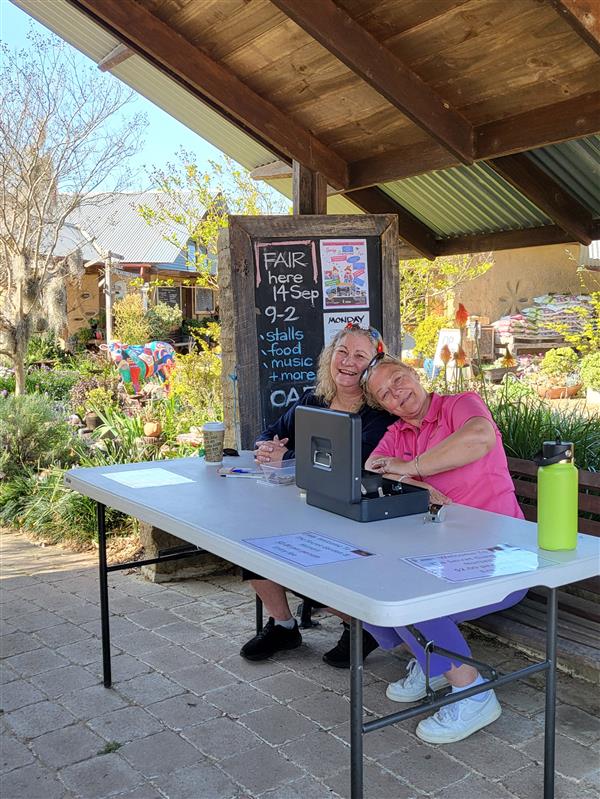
322, 622, 379, 668
240, 618, 302, 661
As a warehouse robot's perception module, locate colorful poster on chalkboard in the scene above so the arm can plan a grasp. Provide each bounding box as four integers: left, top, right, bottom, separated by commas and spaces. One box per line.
323, 311, 371, 345
320, 239, 369, 309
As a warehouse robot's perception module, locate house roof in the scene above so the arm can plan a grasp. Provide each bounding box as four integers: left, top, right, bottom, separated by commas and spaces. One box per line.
67, 191, 202, 269
15, 0, 600, 259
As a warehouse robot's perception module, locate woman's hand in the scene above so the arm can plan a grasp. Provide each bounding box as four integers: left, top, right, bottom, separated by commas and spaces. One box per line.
254, 435, 289, 466
367, 456, 407, 476
402, 477, 452, 506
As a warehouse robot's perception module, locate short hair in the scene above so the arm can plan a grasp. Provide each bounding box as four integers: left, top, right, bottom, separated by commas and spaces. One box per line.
314, 327, 385, 404
363, 356, 418, 409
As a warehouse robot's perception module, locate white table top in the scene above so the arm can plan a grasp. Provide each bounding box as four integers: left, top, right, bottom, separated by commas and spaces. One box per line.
65, 455, 600, 627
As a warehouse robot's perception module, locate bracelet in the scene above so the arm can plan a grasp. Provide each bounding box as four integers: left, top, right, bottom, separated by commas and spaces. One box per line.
414, 454, 424, 480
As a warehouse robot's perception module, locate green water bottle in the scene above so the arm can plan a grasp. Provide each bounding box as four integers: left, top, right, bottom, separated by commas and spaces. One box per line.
536, 439, 578, 551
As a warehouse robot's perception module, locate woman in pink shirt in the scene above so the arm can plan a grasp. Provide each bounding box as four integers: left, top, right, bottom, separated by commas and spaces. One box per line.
362, 355, 525, 745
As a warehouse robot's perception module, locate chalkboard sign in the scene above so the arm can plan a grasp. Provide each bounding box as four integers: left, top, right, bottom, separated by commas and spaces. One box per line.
156, 286, 181, 308
223, 215, 399, 447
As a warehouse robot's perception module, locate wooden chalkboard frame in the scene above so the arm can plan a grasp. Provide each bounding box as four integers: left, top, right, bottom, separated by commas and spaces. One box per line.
227, 214, 399, 448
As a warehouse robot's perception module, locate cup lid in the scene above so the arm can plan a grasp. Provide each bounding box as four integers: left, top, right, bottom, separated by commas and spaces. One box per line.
203, 422, 225, 431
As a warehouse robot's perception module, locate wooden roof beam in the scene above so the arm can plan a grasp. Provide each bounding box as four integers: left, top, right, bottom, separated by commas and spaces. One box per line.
344, 188, 438, 261
488, 153, 594, 245
476, 91, 600, 159
97, 43, 133, 72
436, 224, 591, 256
550, 0, 600, 57
270, 0, 474, 164
67, 0, 348, 190
348, 92, 600, 189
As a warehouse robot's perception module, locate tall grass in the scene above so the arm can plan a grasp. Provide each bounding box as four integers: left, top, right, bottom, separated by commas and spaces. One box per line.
488, 382, 600, 471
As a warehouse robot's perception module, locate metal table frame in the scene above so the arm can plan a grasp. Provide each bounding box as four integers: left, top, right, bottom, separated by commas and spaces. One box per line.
95, 500, 559, 799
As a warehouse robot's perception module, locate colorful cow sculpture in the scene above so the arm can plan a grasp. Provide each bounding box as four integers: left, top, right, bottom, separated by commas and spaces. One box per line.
103, 341, 176, 394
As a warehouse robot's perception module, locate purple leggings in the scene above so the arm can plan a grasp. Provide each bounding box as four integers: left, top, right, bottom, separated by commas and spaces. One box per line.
365, 589, 526, 677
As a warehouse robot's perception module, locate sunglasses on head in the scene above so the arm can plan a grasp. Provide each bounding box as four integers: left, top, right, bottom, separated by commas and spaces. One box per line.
344, 322, 383, 346
359, 350, 386, 385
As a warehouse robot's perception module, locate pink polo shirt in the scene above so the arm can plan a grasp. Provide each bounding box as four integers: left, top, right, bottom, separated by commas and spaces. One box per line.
371, 392, 523, 519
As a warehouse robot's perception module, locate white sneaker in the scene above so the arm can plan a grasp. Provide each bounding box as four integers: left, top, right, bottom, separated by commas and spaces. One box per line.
416, 689, 502, 744
386, 658, 449, 703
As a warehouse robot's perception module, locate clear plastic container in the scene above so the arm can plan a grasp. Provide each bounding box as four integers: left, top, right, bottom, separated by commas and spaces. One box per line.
259, 459, 296, 486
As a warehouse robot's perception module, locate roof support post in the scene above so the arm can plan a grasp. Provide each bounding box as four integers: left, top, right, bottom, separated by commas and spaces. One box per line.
292, 162, 327, 214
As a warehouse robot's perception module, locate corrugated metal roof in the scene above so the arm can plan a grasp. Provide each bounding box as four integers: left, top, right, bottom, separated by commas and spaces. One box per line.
51, 223, 101, 262
13, 0, 278, 173
380, 163, 552, 237
68, 192, 199, 266
527, 135, 600, 218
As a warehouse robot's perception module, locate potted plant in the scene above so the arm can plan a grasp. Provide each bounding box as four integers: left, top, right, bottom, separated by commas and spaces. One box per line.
84, 386, 115, 429
580, 351, 600, 405
535, 347, 582, 399
141, 402, 162, 438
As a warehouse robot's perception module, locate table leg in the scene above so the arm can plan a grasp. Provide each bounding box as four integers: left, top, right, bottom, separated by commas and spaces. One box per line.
350, 617, 364, 799
97, 502, 112, 688
544, 587, 558, 799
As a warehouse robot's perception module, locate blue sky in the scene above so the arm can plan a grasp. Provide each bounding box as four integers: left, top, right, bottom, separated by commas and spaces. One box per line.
0, 0, 247, 190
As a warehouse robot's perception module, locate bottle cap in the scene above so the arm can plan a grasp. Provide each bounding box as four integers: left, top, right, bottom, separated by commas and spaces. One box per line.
539, 439, 574, 465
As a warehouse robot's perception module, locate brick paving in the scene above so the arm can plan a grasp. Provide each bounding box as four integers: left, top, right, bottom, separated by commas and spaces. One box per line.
1, 529, 599, 799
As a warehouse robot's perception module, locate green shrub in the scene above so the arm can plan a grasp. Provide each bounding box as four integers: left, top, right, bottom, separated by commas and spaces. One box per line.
488, 383, 600, 471
580, 351, 600, 391
539, 347, 579, 382
26, 333, 66, 364
5, 466, 133, 545
183, 316, 220, 349
170, 350, 222, 429
113, 294, 151, 344
0, 366, 81, 399
25, 369, 81, 401
147, 302, 183, 340
69, 375, 120, 416
0, 394, 75, 480
412, 315, 451, 359
86, 386, 118, 413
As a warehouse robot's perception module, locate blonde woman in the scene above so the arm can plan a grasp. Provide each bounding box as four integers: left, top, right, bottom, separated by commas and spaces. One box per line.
241, 325, 395, 664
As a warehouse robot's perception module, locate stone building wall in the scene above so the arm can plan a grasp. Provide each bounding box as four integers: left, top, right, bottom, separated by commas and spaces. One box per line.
454, 243, 584, 322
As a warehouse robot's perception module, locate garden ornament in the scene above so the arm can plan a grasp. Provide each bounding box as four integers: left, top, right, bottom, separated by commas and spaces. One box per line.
102, 341, 176, 394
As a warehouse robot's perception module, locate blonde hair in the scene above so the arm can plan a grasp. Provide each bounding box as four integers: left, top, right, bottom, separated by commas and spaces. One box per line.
363, 355, 418, 409
315, 327, 384, 405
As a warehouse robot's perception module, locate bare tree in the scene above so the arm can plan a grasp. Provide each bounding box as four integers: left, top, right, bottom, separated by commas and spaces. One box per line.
0, 30, 145, 393
139, 151, 290, 291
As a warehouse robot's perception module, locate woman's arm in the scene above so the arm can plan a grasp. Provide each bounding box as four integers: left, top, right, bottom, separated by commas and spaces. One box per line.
367, 416, 496, 479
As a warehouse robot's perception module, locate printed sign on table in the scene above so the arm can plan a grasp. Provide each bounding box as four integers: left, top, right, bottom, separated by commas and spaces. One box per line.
244, 531, 374, 567
320, 239, 369, 309
403, 543, 553, 583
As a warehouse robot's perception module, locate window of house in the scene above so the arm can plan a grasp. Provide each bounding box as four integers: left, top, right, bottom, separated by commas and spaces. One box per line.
194, 287, 215, 313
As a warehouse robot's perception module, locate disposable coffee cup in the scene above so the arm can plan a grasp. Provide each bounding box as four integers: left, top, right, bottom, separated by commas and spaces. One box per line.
203, 422, 225, 465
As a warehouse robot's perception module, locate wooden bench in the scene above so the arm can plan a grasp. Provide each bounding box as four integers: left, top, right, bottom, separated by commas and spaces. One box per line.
469, 457, 600, 681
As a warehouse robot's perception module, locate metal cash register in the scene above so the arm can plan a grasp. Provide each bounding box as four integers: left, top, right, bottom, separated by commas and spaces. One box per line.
295, 406, 430, 523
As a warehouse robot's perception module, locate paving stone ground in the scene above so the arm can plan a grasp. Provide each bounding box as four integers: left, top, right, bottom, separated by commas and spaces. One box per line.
1, 529, 599, 799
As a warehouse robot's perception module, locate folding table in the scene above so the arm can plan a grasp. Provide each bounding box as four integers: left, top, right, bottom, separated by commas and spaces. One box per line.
65, 455, 599, 799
